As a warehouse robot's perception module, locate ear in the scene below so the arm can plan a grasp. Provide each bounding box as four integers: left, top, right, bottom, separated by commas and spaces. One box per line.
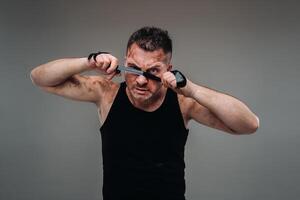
167, 64, 173, 71
124, 56, 128, 65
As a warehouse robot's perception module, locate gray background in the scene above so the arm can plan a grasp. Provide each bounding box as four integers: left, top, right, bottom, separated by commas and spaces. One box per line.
1, 0, 299, 199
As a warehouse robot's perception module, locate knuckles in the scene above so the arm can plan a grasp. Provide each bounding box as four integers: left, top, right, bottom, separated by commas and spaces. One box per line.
87, 52, 119, 77
161, 71, 177, 88
162, 71, 176, 82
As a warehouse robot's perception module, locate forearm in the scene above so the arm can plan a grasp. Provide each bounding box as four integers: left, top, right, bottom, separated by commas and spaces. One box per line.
30, 57, 89, 86
187, 81, 259, 134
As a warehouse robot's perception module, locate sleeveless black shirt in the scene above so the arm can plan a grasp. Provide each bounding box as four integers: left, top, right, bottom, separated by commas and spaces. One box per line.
100, 82, 189, 200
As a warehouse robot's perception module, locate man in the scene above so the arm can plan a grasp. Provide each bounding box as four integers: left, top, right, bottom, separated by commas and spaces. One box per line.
30, 27, 259, 200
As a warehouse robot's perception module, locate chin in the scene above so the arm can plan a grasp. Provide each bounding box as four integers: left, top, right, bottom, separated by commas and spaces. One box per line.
132, 90, 152, 102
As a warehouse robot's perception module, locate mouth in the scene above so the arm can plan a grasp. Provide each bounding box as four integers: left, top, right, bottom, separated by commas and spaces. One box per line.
134, 87, 149, 95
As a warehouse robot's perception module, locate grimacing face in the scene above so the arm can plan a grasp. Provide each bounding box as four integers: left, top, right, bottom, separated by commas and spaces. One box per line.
124, 43, 172, 105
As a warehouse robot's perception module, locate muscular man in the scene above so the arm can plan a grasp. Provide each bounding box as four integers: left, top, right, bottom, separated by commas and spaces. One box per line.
30, 27, 259, 200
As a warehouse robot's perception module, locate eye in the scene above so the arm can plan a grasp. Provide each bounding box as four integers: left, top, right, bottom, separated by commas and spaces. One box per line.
147, 68, 159, 75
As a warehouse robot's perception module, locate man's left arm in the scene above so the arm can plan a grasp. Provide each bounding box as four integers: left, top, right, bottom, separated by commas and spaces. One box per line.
162, 72, 260, 135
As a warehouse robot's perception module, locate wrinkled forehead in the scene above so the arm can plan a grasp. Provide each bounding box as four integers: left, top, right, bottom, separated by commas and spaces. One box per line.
126, 43, 171, 67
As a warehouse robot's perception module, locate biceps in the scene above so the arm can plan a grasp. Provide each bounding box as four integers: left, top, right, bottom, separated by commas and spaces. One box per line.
190, 103, 235, 134
39, 75, 100, 103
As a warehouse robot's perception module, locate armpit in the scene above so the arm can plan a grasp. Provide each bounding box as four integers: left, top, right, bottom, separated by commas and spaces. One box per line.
67, 75, 82, 86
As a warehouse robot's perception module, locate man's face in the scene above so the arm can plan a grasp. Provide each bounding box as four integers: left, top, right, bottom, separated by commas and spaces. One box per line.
124, 43, 172, 104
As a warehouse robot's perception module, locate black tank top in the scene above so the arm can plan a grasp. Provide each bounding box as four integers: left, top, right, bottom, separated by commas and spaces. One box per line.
100, 82, 189, 200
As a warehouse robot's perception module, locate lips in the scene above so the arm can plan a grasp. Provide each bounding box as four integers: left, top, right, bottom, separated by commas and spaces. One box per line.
135, 87, 148, 91
134, 87, 149, 95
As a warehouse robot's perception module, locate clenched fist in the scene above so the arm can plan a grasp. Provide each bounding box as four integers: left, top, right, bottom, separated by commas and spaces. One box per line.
87, 52, 120, 80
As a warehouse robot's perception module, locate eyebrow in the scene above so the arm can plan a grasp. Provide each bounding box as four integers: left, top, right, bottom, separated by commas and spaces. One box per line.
127, 63, 141, 71
127, 62, 138, 67
148, 65, 162, 69
127, 62, 162, 69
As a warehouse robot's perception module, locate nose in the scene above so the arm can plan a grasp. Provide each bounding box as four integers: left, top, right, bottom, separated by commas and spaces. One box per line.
136, 74, 148, 85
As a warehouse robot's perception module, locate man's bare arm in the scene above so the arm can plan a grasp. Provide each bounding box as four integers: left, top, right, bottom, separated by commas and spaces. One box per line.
185, 81, 259, 134
30, 54, 119, 104
162, 73, 259, 135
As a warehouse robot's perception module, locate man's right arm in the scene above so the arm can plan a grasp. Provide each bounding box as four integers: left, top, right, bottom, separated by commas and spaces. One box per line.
30, 54, 119, 104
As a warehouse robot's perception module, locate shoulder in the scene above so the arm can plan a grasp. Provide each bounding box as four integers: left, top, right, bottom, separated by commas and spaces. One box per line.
89, 76, 120, 106
95, 79, 120, 124
178, 93, 195, 108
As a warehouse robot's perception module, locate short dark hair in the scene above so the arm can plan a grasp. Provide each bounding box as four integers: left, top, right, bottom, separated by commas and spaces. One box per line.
126, 26, 172, 55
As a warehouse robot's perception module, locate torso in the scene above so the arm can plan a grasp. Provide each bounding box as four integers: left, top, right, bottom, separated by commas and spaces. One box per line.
99, 81, 189, 199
